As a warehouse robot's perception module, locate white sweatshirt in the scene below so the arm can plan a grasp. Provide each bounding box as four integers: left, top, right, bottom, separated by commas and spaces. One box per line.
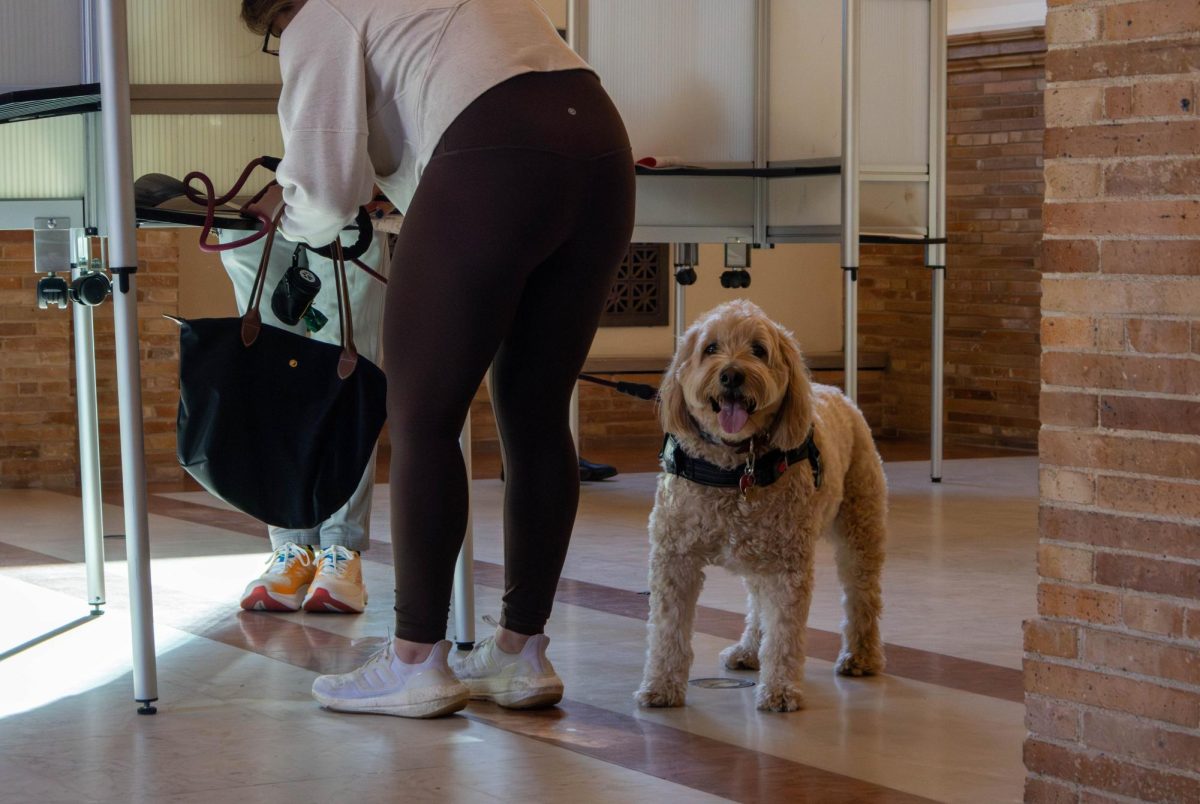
274, 0, 590, 246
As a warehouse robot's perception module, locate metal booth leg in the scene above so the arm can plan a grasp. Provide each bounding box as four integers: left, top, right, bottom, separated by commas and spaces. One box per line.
930, 264, 945, 483
453, 410, 476, 650
673, 243, 699, 340
841, 0, 861, 404
98, 0, 158, 714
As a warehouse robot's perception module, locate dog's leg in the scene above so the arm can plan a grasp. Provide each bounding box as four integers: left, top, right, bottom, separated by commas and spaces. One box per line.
832, 455, 887, 677
754, 556, 815, 712
635, 549, 705, 708
720, 579, 761, 671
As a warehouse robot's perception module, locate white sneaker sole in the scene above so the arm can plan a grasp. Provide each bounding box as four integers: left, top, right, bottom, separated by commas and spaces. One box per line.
312, 684, 470, 719
464, 675, 564, 709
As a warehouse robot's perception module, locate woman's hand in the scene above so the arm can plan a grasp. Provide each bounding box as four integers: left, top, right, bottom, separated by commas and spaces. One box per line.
243, 183, 285, 222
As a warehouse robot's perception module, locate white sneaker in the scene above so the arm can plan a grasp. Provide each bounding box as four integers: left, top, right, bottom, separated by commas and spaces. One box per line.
312, 639, 469, 718
454, 632, 564, 709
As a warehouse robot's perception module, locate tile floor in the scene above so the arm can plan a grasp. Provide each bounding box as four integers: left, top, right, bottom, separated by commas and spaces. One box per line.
0, 452, 1037, 803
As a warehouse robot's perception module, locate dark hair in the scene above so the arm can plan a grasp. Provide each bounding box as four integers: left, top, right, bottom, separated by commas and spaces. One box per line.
241, 0, 294, 36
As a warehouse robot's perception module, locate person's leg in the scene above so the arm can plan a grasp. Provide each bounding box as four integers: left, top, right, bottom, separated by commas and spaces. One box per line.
384, 149, 579, 656
490, 149, 635, 641
287, 233, 388, 612
305, 232, 388, 553
314, 70, 632, 716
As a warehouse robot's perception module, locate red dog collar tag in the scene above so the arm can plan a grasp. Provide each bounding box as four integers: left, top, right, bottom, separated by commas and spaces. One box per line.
739, 473, 756, 496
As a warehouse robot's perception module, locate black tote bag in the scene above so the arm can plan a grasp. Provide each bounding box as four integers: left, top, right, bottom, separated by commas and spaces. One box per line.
173, 223, 386, 529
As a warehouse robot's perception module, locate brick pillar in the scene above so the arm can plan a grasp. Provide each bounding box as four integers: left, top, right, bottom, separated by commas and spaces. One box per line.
1026, 2, 1200, 801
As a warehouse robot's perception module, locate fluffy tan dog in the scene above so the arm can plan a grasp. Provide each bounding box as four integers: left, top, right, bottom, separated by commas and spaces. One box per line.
635, 300, 886, 712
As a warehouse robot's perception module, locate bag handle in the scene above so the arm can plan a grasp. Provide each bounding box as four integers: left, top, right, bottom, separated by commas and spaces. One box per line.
239, 212, 361, 380
185, 158, 276, 253
239, 208, 284, 347
331, 240, 360, 379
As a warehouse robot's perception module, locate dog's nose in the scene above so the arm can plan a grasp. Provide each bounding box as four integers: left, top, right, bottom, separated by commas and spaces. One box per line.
720, 368, 745, 389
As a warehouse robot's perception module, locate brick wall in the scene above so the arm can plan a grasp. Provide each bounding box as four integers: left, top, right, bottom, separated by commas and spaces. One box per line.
466, 367, 883, 459
860, 28, 1046, 450
0, 229, 184, 489
0, 231, 76, 487
1025, 2, 1200, 802
2, 221, 883, 488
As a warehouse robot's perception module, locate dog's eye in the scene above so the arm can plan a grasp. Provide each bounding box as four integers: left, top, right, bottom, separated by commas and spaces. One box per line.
703, 342, 718, 356
751, 342, 767, 359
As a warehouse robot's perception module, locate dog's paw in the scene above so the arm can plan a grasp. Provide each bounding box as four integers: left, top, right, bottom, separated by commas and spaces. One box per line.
635, 681, 687, 708
834, 648, 885, 677
720, 643, 760, 671
755, 684, 805, 713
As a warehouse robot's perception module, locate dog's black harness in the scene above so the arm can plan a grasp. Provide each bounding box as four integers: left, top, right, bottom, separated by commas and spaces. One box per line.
660, 429, 822, 497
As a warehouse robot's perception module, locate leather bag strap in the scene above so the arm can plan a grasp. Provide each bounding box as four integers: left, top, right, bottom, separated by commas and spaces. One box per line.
240, 208, 285, 347
331, 240, 360, 379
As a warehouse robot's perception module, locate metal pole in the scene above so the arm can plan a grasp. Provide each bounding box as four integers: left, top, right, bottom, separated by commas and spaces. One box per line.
567, 0, 587, 59
567, 0, 586, 459
841, 0, 861, 403
78, 0, 105, 613
98, 0, 158, 713
927, 0, 948, 482
453, 411, 476, 650
673, 243, 698, 341
73, 241, 105, 612
931, 267, 945, 480
753, 0, 770, 246
569, 383, 580, 453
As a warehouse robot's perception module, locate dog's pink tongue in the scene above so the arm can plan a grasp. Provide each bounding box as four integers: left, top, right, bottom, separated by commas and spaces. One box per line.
718, 401, 750, 434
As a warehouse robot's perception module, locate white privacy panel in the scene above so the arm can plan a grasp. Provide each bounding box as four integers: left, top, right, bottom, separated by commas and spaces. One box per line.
769, 0, 842, 162
0, 116, 87, 198
861, 0, 930, 168
0, 0, 85, 92
577, 0, 938, 242
583, 0, 756, 163
128, 0, 281, 85
768, 175, 929, 238
769, 175, 841, 231
132, 115, 283, 193
632, 175, 756, 242
861, 182, 929, 233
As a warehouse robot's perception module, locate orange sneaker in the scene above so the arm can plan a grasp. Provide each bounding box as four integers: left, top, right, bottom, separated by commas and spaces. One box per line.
303, 545, 367, 613
240, 543, 317, 612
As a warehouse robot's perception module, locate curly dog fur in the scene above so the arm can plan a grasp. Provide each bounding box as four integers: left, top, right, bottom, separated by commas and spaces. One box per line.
635, 300, 887, 713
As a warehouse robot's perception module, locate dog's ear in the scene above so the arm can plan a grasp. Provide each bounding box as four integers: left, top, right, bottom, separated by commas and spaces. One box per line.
768, 325, 814, 450
658, 328, 699, 436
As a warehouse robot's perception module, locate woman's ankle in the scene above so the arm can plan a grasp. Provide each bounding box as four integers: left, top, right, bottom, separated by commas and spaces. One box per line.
495, 626, 532, 654
392, 637, 435, 664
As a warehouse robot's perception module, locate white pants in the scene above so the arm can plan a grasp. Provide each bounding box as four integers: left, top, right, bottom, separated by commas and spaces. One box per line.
218, 228, 388, 552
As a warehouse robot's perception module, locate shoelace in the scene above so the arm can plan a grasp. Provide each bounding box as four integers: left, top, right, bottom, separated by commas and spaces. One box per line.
264, 542, 312, 575
364, 635, 396, 669
319, 545, 355, 577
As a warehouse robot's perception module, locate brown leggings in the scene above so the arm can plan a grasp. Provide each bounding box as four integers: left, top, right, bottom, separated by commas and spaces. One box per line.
383, 70, 635, 642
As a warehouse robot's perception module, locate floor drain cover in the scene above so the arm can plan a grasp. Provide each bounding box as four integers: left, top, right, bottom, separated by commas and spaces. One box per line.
689, 677, 755, 689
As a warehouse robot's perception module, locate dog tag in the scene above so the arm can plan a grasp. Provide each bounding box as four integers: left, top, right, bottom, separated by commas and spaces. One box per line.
739, 473, 756, 496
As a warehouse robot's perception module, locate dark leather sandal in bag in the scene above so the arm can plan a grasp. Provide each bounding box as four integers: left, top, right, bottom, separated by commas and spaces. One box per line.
172, 217, 387, 529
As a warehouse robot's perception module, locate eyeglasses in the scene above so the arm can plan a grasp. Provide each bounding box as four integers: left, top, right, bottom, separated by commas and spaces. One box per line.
261, 25, 281, 57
